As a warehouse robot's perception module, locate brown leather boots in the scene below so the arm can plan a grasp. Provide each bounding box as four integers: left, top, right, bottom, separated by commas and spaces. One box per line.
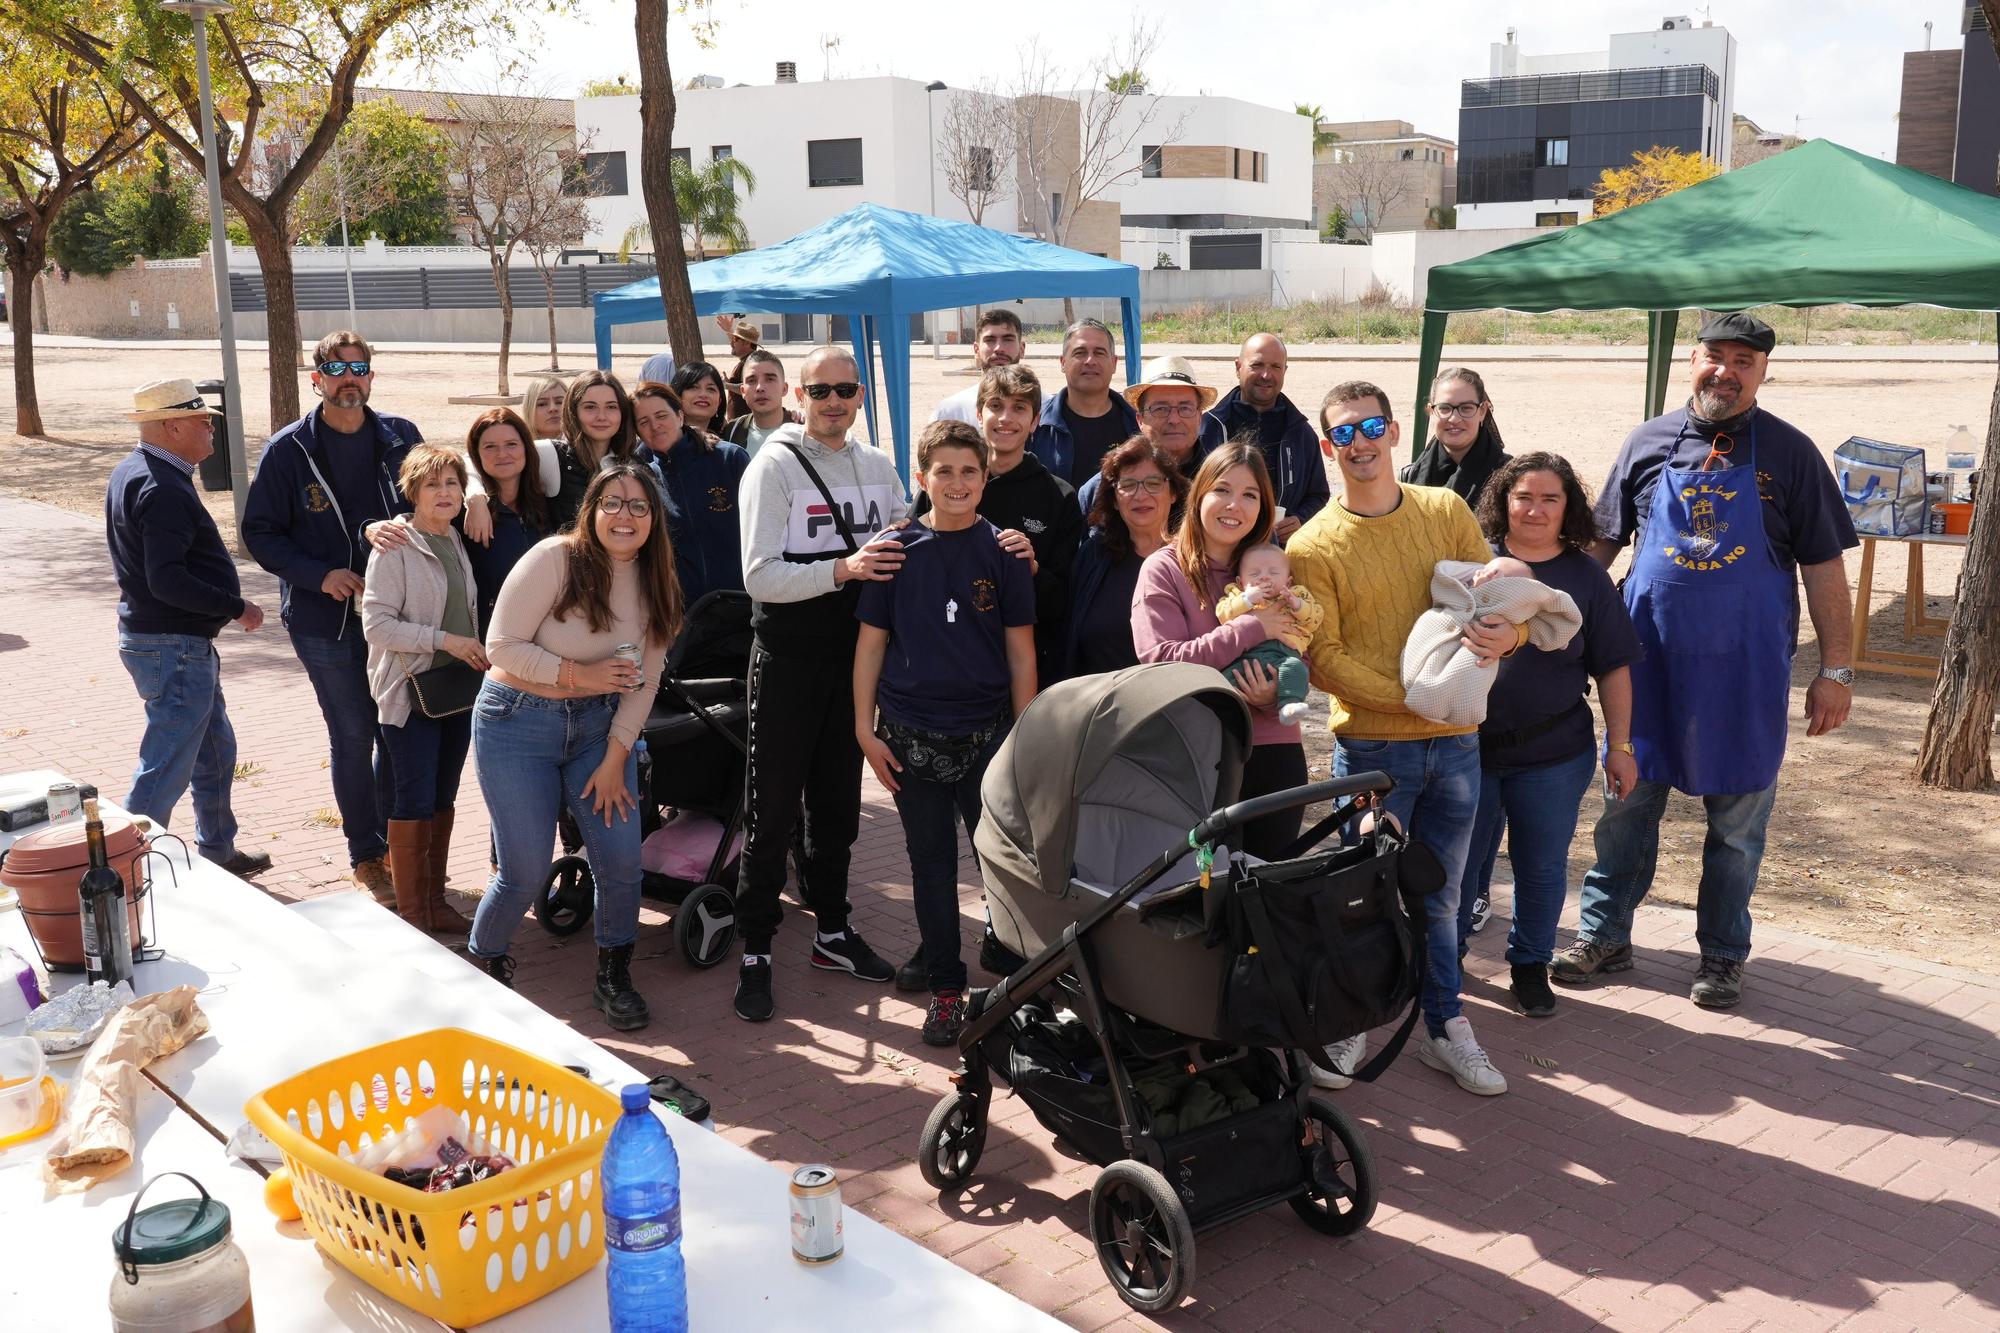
386, 810, 475, 934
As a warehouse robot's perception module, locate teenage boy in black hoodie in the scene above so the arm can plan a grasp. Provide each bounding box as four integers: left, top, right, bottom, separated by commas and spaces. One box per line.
242, 330, 419, 904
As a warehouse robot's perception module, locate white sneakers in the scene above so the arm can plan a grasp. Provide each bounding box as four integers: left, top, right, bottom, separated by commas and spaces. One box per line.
1310, 1033, 1368, 1089
1417, 1015, 1508, 1096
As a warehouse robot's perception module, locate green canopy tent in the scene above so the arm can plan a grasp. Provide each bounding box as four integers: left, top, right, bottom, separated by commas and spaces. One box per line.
1415, 139, 2000, 443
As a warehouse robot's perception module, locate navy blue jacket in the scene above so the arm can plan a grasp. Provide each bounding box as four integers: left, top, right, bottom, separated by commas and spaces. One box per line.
636, 429, 751, 607
242, 406, 421, 640
105, 448, 244, 637
1063, 527, 1146, 678
1030, 387, 1139, 487
1203, 387, 1330, 526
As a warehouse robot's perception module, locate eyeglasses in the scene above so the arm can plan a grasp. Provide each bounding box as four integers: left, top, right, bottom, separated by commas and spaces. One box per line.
317, 360, 371, 378
1429, 402, 1483, 420
1141, 402, 1200, 420
597, 496, 652, 517
1114, 476, 1169, 497
802, 382, 862, 401
1326, 416, 1390, 447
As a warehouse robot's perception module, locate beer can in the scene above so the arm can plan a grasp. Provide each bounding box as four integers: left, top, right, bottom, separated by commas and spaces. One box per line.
46, 781, 80, 823
613, 643, 643, 692
789, 1165, 843, 1264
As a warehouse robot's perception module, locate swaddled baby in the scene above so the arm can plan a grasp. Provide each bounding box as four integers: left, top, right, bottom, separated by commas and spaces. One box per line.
1401, 556, 1582, 726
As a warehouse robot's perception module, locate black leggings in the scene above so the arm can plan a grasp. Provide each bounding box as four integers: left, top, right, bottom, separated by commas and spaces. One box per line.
1238, 742, 1308, 860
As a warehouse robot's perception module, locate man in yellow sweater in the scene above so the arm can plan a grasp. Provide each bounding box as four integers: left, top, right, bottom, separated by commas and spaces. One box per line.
1290, 380, 1522, 1098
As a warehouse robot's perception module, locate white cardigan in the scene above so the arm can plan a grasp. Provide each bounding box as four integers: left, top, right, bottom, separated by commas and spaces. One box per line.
360, 516, 481, 728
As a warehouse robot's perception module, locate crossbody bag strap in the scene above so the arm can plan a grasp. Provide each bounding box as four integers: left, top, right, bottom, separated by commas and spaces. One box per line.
1350, 877, 1431, 1083
780, 439, 860, 555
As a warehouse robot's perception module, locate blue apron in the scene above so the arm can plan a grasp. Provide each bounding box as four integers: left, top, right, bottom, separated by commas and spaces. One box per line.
1621, 419, 1795, 795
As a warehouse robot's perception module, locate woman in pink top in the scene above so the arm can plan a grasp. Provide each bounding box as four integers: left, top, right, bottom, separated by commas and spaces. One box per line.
1132, 441, 1307, 857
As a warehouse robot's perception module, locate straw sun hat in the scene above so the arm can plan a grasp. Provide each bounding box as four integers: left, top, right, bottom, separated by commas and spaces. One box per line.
125, 378, 212, 422
1121, 355, 1218, 412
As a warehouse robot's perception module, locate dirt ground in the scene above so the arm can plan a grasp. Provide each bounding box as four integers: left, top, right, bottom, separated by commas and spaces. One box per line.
4, 339, 1996, 973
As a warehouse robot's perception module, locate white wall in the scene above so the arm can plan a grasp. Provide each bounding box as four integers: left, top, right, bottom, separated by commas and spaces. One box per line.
1097, 95, 1313, 226
1457, 199, 1593, 230
1270, 238, 1375, 304
1368, 227, 1549, 308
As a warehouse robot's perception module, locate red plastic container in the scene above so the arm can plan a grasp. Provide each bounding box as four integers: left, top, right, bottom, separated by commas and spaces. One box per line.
1, 815, 151, 971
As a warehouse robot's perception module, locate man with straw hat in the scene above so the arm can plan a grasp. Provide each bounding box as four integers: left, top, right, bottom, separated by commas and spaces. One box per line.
1074, 354, 1217, 520
718, 313, 761, 420
104, 378, 272, 877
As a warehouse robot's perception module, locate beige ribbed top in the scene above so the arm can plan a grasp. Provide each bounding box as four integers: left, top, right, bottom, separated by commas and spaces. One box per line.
485, 537, 668, 748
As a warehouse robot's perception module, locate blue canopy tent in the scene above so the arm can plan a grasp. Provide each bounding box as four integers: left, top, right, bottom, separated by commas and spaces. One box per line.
591, 203, 1145, 477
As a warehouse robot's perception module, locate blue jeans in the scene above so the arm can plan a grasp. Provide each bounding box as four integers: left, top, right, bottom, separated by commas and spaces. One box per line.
468, 681, 641, 959
887, 727, 1005, 994
117, 632, 239, 862
288, 629, 391, 866
1458, 748, 1598, 967
380, 710, 472, 821
1576, 778, 1777, 964
1335, 734, 1481, 1036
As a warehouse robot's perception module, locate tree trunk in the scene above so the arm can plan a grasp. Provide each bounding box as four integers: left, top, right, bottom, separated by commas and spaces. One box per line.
8, 253, 44, 437
1915, 362, 2000, 789
634, 0, 703, 365
238, 200, 303, 429
32, 269, 49, 334
492, 257, 514, 397
541, 269, 560, 370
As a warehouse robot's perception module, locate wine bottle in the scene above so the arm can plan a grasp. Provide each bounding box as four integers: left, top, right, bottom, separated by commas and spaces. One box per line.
78, 791, 134, 988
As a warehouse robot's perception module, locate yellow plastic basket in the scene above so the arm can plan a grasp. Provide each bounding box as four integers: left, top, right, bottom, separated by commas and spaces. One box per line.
244, 1027, 622, 1326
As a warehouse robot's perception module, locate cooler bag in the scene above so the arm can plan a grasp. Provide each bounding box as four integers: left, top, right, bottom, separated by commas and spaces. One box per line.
1834, 437, 1927, 537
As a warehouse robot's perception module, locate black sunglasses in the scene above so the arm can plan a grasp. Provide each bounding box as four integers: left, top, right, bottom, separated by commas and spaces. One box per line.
802, 382, 862, 401
318, 360, 371, 378
1327, 416, 1390, 447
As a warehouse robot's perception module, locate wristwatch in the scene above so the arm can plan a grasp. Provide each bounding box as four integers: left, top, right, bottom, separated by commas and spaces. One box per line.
1606, 741, 1635, 756
1817, 666, 1856, 687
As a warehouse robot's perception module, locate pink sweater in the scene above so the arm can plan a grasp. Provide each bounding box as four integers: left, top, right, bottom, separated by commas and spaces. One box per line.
1132, 547, 1299, 748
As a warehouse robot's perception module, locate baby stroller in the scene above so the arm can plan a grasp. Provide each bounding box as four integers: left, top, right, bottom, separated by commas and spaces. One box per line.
532, 590, 752, 968
916, 663, 1442, 1313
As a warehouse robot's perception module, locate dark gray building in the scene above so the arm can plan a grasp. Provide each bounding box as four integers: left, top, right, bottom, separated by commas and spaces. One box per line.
1896, 7, 2000, 196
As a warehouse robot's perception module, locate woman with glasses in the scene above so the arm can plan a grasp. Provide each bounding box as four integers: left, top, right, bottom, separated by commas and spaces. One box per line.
631, 378, 750, 605
470, 463, 682, 1028
1065, 438, 1184, 678
1133, 442, 1307, 858
1400, 366, 1513, 505
670, 361, 729, 440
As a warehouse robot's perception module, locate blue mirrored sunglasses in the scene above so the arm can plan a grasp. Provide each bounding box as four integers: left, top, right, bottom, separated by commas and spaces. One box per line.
318, 360, 371, 377
1327, 415, 1390, 447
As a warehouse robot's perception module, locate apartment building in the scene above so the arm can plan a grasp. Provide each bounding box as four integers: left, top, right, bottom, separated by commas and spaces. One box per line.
1311, 119, 1457, 236
1895, 7, 2000, 195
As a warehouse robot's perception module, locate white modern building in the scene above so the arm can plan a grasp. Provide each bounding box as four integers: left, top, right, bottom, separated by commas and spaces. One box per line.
1456, 15, 1738, 229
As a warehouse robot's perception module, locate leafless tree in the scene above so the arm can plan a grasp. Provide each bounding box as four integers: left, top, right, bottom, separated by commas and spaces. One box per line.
937, 82, 1015, 227
518, 135, 593, 372
1324, 147, 1414, 242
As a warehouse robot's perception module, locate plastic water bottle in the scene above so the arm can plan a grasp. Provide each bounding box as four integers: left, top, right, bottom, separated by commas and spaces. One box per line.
603, 1084, 688, 1332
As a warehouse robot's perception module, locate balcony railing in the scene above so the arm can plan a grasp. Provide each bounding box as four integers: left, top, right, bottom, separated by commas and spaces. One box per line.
1461, 63, 1719, 108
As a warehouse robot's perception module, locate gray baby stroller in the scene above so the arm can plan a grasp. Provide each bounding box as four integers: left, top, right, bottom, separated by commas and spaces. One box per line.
915, 663, 1442, 1313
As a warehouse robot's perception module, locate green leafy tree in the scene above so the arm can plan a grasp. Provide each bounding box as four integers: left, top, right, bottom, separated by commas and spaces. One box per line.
1294, 103, 1339, 153
1104, 69, 1146, 94
293, 97, 452, 246
1320, 206, 1349, 242
618, 154, 756, 261
577, 74, 634, 97
48, 185, 128, 274
125, 142, 207, 257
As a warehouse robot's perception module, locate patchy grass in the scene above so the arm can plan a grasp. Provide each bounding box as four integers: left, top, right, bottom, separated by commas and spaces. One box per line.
233, 761, 264, 782
305, 807, 343, 829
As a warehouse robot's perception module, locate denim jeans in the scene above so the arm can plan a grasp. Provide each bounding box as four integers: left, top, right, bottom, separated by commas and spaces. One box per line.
1576, 778, 1778, 963
380, 710, 472, 821
1335, 733, 1481, 1036
288, 629, 392, 866
117, 632, 239, 862
468, 681, 641, 959
1458, 748, 1598, 967
888, 728, 1005, 994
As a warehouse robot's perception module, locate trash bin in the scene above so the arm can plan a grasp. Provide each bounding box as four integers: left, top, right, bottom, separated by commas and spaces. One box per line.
195, 377, 230, 492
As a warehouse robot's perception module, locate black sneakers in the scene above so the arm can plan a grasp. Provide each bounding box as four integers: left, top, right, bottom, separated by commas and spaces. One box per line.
1550, 939, 1634, 985
811, 930, 895, 983
922, 990, 967, 1047
1510, 963, 1557, 1017
894, 947, 928, 993
734, 958, 774, 1022
480, 954, 516, 990
593, 944, 650, 1031
1691, 956, 1744, 1008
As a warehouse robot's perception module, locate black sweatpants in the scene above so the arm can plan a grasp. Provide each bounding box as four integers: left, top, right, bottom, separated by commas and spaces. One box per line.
735, 640, 862, 951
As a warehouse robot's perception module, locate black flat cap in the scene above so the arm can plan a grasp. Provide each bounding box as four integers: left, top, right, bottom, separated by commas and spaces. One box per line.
1697, 311, 1777, 354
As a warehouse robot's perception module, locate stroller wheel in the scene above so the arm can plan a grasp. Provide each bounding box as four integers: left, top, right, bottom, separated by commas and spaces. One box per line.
1289, 1096, 1377, 1236
916, 1090, 986, 1191
673, 883, 736, 969
534, 856, 595, 936
1088, 1161, 1195, 1313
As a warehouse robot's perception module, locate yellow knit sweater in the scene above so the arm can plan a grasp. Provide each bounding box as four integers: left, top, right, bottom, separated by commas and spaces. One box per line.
1288, 484, 1493, 739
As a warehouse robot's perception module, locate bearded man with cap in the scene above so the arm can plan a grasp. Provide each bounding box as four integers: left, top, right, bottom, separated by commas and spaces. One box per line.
1074, 354, 1217, 520
1556, 312, 1858, 1009
104, 379, 272, 877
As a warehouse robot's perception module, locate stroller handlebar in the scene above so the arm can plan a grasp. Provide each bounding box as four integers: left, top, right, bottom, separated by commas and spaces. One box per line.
1191, 770, 1393, 848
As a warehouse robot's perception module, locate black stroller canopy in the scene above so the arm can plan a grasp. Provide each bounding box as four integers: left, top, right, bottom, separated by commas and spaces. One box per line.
976, 663, 1251, 902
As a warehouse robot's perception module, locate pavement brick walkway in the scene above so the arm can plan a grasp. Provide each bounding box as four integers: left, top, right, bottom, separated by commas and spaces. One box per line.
4, 490, 1996, 1331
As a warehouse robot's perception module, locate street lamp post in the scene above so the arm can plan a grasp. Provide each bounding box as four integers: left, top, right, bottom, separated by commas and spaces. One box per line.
161, 0, 249, 538
925, 80, 945, 360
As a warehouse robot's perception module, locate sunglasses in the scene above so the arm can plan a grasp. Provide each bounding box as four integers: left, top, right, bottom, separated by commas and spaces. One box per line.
802, 382, 862, 401
597, 496, 652, 517
1326, 416, 1390, 447
318, 360, 371, 378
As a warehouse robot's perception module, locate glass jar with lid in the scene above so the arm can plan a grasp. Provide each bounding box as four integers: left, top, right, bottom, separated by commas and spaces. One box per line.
109, 1173, 255, 1332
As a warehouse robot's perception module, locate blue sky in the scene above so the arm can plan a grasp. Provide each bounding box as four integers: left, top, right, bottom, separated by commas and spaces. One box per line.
430, 0, 1979, 161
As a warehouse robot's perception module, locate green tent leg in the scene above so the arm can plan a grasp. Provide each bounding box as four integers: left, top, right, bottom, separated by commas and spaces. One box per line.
1414, 311, 1448, 462
1645, 310, 1680, 419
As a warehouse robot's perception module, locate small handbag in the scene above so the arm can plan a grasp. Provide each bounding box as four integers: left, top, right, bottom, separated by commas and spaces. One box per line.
406, 662, 484, 720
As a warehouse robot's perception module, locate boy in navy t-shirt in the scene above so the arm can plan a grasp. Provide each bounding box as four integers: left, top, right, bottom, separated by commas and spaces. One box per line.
855, 421, 1037, 1046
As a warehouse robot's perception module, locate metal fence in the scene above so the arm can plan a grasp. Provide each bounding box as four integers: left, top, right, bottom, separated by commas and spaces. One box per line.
1461, 64, 1717, 109
226, 262, 657, 313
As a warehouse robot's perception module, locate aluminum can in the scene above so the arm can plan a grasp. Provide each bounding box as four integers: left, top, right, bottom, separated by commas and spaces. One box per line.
613, 643, 643, 692
789, 1164, 843, 1264
46, 781, 81, 823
